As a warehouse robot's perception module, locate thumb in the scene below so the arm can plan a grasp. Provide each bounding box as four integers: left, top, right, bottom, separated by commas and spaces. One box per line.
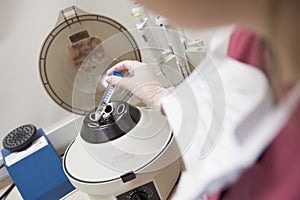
105, 75, 124, 87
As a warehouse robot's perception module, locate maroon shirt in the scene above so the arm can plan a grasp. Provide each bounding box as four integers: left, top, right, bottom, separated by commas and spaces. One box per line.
208, 27, 300, 200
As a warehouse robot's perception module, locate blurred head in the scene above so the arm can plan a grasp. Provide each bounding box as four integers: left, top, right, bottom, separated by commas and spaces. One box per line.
137, 0, 300, 98
137, 0, 265, 31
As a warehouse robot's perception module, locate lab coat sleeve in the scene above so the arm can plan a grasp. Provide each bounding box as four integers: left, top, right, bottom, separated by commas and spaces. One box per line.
161, 54, 268, 199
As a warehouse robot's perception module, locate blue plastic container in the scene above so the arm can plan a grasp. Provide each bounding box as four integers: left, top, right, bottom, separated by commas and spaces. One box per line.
1, 128, 75, 200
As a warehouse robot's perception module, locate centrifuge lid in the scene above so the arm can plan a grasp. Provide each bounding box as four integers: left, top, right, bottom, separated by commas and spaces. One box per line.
39, 6, 141, 115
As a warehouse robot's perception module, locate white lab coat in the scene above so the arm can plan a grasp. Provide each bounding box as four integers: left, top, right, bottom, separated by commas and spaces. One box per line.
161, 28, 300, 199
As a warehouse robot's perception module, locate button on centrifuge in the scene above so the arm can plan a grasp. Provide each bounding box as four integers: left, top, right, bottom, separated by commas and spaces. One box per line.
130, 191, 149, 200
116, 182, 161, 200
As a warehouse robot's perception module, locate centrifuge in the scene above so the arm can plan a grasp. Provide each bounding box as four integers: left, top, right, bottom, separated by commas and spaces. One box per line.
63, 101, 181, 200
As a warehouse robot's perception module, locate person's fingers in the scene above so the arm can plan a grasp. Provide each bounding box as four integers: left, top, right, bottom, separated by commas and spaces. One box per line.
106, 60, 147, 75
105, 75, 123, 86
106, 62, 127, 76
107, 75, 122, 86
106, 60, 133, 75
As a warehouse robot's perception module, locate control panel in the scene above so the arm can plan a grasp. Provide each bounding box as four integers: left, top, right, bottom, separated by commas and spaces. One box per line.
116, 182, 161, 200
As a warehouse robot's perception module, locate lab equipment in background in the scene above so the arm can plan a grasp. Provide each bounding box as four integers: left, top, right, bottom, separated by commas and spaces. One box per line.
131, 3, 176, 88
1, 124, 75, 200
131, 3, 163, 65
63, 101, 181, 200
131, 3, 204, 85
155, 16, 191, 78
